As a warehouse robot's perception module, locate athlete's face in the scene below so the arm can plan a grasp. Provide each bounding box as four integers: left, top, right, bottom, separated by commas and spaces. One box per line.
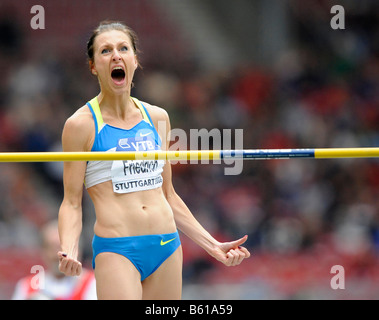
91, 30, 138, 94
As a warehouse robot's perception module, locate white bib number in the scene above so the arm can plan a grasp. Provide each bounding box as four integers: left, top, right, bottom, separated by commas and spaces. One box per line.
111, 159, 164, 193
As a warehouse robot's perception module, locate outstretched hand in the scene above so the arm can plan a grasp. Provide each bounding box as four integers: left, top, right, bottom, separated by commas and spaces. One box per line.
211, 235, 251, 267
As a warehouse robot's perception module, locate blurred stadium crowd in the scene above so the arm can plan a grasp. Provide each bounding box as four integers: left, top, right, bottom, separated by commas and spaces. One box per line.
0, 0, 378, 299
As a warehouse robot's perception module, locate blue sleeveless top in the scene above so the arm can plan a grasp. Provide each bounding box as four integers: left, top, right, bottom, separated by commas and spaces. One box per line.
84, 96, 165, 194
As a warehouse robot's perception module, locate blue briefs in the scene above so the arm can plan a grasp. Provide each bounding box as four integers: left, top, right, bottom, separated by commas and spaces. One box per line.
92, 230, 181, 281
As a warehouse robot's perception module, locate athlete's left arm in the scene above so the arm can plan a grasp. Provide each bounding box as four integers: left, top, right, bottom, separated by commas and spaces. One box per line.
151, 106, 250, 266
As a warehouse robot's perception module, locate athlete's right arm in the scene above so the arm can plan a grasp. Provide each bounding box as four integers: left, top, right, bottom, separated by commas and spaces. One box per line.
58, 108, 94, 276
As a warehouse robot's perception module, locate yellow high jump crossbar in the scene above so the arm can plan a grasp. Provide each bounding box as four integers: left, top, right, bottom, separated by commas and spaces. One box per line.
0, 148, 379, 162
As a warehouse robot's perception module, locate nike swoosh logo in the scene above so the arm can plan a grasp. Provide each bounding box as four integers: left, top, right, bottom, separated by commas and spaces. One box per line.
160, 237, 176, 246
140, 132, 153, 137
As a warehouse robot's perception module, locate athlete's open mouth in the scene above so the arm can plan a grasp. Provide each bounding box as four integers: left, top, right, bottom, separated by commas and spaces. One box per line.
111, 66, 126, 84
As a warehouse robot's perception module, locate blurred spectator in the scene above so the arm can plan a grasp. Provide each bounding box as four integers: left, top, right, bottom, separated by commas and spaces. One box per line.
11, 220, 96, 300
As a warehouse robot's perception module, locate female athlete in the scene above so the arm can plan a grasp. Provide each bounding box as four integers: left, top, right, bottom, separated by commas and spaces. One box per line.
57, 21, 250, 299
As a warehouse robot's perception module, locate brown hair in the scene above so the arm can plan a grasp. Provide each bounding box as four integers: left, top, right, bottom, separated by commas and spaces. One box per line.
86, 20, 141, 67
